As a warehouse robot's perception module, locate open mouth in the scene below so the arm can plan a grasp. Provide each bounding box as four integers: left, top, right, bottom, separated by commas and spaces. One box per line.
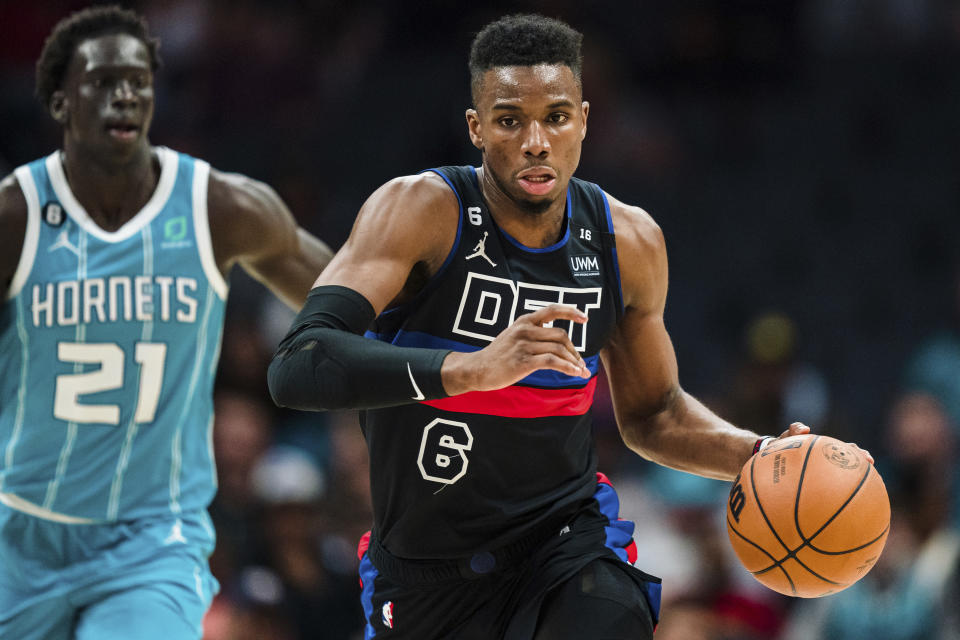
106, 123, 140, 141
518, 172, 556, 196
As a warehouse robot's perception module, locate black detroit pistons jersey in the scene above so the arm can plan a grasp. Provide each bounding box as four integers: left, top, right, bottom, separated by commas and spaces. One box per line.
363, 166, 625, 559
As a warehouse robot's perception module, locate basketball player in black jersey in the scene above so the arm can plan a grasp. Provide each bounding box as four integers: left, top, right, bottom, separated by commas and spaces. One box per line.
269, 14, 871, 640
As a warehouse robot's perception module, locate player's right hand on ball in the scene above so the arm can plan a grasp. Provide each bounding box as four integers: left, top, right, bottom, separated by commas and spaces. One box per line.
442, 304, 590, 395
775, 422, 874, 465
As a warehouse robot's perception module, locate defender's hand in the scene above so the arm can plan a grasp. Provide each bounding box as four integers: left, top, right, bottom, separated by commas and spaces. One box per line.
442, 304, 590, 396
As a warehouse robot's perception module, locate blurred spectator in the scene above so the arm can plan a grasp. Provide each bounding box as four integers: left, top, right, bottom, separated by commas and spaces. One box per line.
207, 390, 274, 620
205, 567, 298, 640
882, 393, 959, 531
725, 311, 831, 435
215, 315, 275, 400
904, 270, 960, 437
317, 411, 375, 574
208, 408, 367, 639
248, 445, 363, 639
211, 390, 273, 514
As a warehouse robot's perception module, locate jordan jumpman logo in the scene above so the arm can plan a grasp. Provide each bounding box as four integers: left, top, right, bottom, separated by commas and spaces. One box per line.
466, 231, 496, 267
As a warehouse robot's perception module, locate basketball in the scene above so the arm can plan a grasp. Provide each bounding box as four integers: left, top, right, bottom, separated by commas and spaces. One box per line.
726, 434, 890, 598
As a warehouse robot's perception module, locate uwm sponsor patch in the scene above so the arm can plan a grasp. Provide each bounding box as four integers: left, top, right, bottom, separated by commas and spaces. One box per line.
452, 272, 601, 352
570, 254, 600, 277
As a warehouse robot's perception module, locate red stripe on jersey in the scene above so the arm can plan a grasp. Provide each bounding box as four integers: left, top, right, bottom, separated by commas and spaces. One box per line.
596, 471, 612, 486
357, 530, 371, 588
357, 530, 371, 561
422, 377, 597, 418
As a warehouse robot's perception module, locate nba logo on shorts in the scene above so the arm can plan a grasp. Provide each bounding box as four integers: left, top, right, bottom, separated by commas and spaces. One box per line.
382, 601, 394, 629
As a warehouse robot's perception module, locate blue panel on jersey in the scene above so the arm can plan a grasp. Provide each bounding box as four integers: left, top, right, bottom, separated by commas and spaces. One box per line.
359, 551, 380, 639
364, 329, 600, 388
595, 481, 636, 563
599, 188, 625, 317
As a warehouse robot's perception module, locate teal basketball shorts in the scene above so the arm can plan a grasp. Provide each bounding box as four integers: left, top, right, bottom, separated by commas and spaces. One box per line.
0, 504, 219, 640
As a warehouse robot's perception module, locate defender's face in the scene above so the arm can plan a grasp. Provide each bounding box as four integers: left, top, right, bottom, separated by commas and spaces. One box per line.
467, 64, 588, 213
55, 33, 154, 158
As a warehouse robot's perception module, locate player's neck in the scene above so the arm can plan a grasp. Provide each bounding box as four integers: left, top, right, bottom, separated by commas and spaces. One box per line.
60, 143, 160, 231
478, 167, 567, 249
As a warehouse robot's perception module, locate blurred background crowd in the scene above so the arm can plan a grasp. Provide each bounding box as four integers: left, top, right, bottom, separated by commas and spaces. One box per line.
2, 1, 960, 638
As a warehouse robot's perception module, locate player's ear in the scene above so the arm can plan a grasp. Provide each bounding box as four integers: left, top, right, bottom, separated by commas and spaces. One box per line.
580, 101, 589, 141
466, 109, 483, 151
50, 91, 68, 125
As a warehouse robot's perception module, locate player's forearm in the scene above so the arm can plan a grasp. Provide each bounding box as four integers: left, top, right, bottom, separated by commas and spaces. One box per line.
267, 285, 450, 411
620, 390, 758, 481
268, 329, 450, 410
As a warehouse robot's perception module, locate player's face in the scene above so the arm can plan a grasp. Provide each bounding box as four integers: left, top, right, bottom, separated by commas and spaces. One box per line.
467, 64, 588, 215
54, 33, 154, 160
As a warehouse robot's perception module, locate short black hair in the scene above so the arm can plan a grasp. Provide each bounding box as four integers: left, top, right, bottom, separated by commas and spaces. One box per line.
469, 14, 583, 104
35, 4, 161, 109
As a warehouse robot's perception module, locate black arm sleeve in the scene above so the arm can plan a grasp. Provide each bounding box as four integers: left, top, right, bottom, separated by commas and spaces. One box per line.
267, 285, 451, 411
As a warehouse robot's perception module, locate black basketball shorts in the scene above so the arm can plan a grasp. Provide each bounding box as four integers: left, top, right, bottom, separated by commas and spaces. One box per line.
356, 479, 661, 639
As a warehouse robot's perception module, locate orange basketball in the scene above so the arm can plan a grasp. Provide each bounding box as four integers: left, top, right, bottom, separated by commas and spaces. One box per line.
725, 434, 890, 598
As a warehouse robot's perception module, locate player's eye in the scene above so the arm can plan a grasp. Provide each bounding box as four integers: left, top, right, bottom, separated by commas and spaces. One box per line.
548, 113, 569, 124
499, 117, 518, 128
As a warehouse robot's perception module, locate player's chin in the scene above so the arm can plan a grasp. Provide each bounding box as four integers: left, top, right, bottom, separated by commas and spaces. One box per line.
514, 193, 556, 215
100, 135, 148, 158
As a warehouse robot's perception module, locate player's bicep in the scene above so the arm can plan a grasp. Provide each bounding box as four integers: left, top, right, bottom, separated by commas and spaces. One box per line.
313, 175, 457, 316
209, 172, 294, 267
602, 195, 678, 420
225, 177, 302, 264
311, 243, 413, 318
601, 306, 680, 423
208, 171, 331, 307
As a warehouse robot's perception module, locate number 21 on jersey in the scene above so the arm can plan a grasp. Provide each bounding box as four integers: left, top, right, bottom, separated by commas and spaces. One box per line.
54, 341, 167, 425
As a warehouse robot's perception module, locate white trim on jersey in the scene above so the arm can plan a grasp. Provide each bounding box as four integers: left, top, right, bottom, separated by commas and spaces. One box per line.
42, 228, 88, 513
8, 166, 42, 300
1, 299, 31, 494
45, 146, 179, 243
107, 224, 156, 521
169, 287, 217, 514
0, 491, 101, 524
190, 160, 228, 299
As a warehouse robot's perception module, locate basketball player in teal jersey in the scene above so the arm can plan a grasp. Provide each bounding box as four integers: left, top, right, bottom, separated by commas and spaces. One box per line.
269, 14, 873, 640
0, 6, 332, 639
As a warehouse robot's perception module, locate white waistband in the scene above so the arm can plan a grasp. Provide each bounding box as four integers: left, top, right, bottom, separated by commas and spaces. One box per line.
0, 492, 102, 524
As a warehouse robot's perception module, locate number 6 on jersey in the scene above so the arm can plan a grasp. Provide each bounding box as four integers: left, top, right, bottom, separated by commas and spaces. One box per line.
417, 418, 473, 485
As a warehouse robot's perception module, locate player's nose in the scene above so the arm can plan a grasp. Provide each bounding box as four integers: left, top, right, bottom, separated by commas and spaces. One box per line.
111, 79, 137, 107
521, 121, 550, 157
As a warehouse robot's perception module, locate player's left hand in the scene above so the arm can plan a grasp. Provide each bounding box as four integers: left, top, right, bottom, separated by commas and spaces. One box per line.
777, 422, 874, 465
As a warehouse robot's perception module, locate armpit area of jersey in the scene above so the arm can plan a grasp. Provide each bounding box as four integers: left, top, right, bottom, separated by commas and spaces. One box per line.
267, 285, 451, 411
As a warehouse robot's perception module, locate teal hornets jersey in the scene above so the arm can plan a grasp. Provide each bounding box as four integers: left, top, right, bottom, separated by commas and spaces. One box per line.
0, 147, 227, 523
